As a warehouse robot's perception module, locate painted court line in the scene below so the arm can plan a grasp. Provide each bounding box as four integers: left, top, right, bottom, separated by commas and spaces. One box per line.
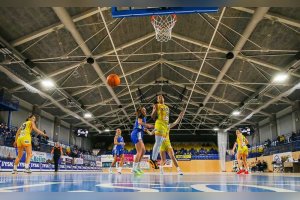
0, 182, 62, 192
190, 184, 297, 192
96, 183, 159, 192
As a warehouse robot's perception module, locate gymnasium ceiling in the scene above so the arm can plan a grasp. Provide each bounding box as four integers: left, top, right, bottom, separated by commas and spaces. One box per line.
0, 7, 299, 136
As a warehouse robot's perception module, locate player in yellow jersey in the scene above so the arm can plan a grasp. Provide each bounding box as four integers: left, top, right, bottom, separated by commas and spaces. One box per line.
149, 95, 170, 169
231, 129, 249, 174
12, 114, 48, 174
160, 112, 184, 175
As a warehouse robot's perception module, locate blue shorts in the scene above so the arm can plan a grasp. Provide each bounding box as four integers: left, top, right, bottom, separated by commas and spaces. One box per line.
131, 129, 143, 144
112, 148, 124, 156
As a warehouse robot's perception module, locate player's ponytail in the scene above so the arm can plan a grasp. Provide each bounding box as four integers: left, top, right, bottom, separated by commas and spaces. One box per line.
135, 107, 145, 117
135, 107, 141, 117
26, 114, 35, 121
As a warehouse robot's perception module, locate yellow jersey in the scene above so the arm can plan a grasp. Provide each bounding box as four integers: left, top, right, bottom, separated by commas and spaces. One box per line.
17, 121, 33, 147
157, 103, 169, 124
236, 135, 247, 148
19, 121, 33, 139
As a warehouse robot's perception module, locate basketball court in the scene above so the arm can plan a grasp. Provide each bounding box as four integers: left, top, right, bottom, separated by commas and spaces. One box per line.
0, 3, 300, 194
0, 172, 300, 192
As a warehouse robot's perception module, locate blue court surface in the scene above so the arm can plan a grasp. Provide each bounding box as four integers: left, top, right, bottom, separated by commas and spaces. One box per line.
0, 172, 300, 192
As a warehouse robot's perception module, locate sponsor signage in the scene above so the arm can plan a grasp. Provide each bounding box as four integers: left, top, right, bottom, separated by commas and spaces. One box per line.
30, 162, 40, 170
117, 154, 134, 162
31, 151, 47, 163
0, 159, 99, 171
175, 154, 192, 161
134, 155, 150, 169
41, 163, 51, 170
101, 155, 114, 162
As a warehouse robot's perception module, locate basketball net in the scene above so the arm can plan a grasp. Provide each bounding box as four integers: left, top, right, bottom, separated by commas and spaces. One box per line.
151, 14, 177, 42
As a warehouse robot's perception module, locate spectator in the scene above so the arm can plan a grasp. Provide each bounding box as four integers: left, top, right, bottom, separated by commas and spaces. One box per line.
251, 161, 259, 172
264, 139, 271, 147
262, 160, 268, 171
51, 142, 63, 172
280, 135, 285, 144
277, 136, 281, 144
256, 160, 265, 172
290, 132, 297, 142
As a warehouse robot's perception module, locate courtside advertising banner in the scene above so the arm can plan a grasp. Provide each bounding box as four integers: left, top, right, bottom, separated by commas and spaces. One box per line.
96, 161, 102, 167
100, 155, 114, 162
61, 156, 73, 165
175, 154, 192, 161
134, 155, 150, 169
74, 158, 84, 165
31, 151, 47, 163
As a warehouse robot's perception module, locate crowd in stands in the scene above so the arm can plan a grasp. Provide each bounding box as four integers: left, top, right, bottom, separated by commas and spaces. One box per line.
0, 123, 17, 147
106, 142, 219, 156
263, 130, 300, 148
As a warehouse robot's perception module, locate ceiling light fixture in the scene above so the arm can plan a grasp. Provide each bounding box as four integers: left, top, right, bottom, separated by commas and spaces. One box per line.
41, 79, 55, 89
273, 73, 288, 83
84, 112, 92, 119
213, 127, 219, 131
232, 110, 241, 116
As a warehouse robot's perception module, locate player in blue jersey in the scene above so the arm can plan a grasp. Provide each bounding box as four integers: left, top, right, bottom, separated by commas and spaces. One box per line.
109, 128, 125, 174
131, 107, 153, 175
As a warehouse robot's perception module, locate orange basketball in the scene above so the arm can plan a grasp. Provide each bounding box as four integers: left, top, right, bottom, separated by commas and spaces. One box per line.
107, 74, 121, 87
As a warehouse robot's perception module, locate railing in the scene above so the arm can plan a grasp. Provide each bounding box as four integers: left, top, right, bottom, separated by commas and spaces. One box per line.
263, 140, 300, 156
0, 96, 19, 111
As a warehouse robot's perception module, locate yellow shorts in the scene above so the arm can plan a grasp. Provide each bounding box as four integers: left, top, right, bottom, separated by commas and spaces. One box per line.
237, 146, 248, 155
160, 139, 172, 152
17, 136, 31, 148
154, 120, 168, 138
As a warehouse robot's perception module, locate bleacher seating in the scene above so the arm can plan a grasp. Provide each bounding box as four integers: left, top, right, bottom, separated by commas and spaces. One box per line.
107, 141, 219, 160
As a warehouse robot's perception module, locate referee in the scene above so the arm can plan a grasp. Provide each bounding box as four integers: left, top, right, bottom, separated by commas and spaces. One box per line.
51, 142, 63, 172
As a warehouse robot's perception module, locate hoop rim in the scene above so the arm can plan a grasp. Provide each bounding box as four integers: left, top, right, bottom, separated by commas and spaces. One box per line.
150, 14, 177, 22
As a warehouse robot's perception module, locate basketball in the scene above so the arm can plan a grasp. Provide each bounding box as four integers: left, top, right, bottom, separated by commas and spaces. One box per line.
107, 74, 121, 87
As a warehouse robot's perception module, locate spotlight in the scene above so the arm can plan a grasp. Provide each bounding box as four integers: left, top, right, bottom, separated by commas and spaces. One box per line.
41, 79, 55, 89
84, 112, 92, 118
226, 52, 234, 59
104, 128, 110, 132
86, 57, 94, 64
213, 127, 219, 131
232, 110, 241, 116
273, 73, 288, 83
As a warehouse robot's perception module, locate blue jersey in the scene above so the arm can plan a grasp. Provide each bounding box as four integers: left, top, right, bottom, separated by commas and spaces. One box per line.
133, 115, 147, 131
113, 136, 124, 151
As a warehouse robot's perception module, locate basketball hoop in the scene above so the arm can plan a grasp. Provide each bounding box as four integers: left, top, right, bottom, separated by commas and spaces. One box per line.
151, 14, 177, 42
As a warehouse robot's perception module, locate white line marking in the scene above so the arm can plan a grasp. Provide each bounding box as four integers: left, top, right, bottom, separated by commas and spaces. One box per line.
0, 182, 61, 192
152, 187, 190, 189
191, 184, 297, 192
96, 183, 159, 192
68, 190, 93, 192
113, 183, 162, 186
191, 184, 223, 192
223, 184, 296, 192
